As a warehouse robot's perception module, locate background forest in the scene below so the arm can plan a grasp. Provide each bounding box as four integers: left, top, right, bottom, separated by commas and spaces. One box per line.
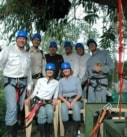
0, 0, 127, 136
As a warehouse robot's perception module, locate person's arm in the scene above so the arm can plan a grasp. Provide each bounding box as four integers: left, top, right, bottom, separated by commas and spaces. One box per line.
42, 55, 46, 77
26, 55, 33, 96
25, 78, 40, 105
73, 54, 80, 77
58, 79, 71, 108
58, 55, 64, 79
72, 77, 82, 102
0, 46, 9, 69
30, 79, 40, 99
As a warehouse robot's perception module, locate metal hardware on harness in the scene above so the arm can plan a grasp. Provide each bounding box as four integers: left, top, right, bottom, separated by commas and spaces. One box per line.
31, 96, 42, 108
103, 103, 112, 111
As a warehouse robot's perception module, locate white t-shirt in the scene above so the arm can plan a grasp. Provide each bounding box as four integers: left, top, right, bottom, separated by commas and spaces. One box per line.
63, 53, 79, 77
78, 53, 91, 80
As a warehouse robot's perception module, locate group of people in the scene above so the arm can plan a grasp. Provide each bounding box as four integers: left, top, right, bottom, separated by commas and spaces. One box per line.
0, 30, 114, 137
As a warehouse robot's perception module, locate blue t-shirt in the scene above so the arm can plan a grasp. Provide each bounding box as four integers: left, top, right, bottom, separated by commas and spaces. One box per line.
59, 76, 82, 97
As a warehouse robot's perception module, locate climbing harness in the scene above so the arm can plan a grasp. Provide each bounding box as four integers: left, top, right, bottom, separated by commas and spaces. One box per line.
25, 96, 52, 128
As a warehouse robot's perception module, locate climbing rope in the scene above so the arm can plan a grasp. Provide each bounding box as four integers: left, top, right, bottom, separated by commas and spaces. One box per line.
117, 0, 124, 118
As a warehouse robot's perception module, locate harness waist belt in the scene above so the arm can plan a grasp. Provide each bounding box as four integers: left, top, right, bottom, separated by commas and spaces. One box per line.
4, 76, 27, 80
62, 95, 81, 102
64, 95, 76, 100
90, 77, 107, 80
32, 73, 43, 79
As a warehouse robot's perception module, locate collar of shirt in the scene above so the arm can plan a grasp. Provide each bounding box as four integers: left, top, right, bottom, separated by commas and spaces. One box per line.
29, 46, 40, 53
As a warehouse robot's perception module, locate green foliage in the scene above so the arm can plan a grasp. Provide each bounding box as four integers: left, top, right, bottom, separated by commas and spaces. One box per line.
0, 0, 71, 40
0, 71, 6, 136
100, 26, 116, 49
0, 90, 6, 136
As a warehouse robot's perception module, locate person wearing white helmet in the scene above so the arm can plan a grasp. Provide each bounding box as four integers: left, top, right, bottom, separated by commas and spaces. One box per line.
0, 30, 33, 137
25, 63, 59, 137
81, 39, 114, 103
29, 33, 46, 89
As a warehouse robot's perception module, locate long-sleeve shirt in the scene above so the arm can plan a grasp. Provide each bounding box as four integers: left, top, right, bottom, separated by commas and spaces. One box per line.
78, 53, 91, 80
81, 49, 114, 84
30, 77, 59, 100
59, 76, 82, 97
29, 46, 46, 75
63, 53, 79, 77
0, 44, 32, 90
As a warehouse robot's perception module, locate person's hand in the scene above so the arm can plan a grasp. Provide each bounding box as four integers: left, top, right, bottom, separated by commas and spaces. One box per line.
70, 100, 76, 108
92, 63, 102, 73
52, 99, 58, 107
24, 98, 30, 106
65, 101, 71, 109
26, 89, 31, 97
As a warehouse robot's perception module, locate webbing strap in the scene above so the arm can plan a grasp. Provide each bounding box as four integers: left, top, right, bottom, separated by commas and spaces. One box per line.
4, 77, 26, 103
25, 102, 44, 122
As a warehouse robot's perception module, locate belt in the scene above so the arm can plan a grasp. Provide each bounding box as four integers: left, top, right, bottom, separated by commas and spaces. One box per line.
4, 76, 27, 80
90, 77, 107, 80
64, 95, 76, 100
63, 95, 81, 102
31, 96, 52, 108
32, 73, 43, 79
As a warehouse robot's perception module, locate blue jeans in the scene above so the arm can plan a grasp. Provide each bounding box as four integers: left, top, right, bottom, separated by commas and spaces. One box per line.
37, 104, 54, 124
61, 101, 83, 121
4, 77, 27, 125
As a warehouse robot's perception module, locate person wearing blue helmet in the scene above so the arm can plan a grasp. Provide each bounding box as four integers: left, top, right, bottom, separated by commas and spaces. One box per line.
16, 30, 28, 39
81, 38, 114, 103
29, 33, 46, 89
75, 42, 91, 81
25, 63, 59, 137
59, 62, 82, 137
45, 41, 64, 79
63, 41, 80, 77
0, 30, 33, 137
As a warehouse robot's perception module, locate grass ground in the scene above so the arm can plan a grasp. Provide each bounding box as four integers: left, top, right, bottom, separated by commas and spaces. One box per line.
0, 90, 6, 137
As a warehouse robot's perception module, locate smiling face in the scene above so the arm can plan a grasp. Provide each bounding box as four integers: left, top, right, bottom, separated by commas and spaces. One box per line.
76, 47, 84, 55
88, 42, 97, 53
64, 46, 72, 55
32, 38, 41, 49
16, 37, 27, 50
49, 46, 57, 56
62, 68, 71, 77
46, 70, 54, 77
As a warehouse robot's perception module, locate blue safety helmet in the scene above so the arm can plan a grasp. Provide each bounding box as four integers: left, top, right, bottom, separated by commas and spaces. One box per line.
45, 63, 56, 71
75, 43, 84, 49
61, 62, 71, 70
49, 41, 57, 48
32, 33, 41, 41
16, 30, 28, 39
87, 39, 97, 47
64, 41, 72, 47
